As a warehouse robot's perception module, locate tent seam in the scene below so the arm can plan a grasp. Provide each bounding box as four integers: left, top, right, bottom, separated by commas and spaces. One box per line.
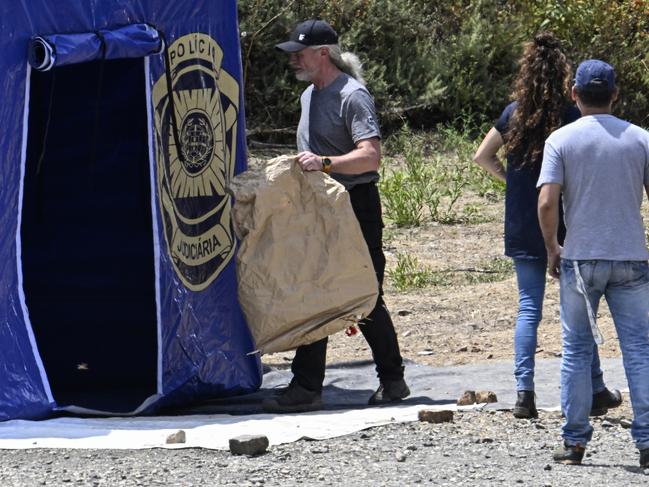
145, 57, 164, 396
15, 64, 55, 405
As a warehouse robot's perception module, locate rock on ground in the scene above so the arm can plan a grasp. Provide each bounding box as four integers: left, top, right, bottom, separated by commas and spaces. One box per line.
2, 404, 647, 486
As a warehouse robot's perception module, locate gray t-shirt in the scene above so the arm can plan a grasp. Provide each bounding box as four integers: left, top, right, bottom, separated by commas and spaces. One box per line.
537, 114, 649, 260
297, 73, 381, 190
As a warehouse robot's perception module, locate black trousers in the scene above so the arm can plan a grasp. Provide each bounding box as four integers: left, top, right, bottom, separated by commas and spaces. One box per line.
292, 182, 404, 392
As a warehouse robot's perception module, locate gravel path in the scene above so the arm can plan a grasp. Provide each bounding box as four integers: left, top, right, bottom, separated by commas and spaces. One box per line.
3, 406, 648, 486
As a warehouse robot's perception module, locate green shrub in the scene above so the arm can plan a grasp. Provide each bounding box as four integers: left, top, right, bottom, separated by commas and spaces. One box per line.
426, 0, 523, 123
238, 0, 649, 137
380, 130, 436, 226
239, 0, 493, 135
380, 126, 470, 226
387, 253, 446, 291
381, 123, 505, 226
380, 168, 425, 227
434, 120, 505, 198
521, 0, 649, 126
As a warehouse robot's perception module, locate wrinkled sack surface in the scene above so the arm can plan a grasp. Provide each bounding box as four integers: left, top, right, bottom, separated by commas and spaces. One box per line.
229, 155, 378, 354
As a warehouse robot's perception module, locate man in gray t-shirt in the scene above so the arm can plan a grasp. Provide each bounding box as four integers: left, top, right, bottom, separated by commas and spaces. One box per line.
537, 59, 649, 468
538, 111, 649, 263
296, 73, 381, 190
262, 19, 409, 414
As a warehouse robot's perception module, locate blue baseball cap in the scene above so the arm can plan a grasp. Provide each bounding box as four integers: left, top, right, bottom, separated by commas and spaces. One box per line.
575, 59, 616, 92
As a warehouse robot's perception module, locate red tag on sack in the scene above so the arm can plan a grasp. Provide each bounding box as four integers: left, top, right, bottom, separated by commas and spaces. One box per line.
345, 325, 358, 337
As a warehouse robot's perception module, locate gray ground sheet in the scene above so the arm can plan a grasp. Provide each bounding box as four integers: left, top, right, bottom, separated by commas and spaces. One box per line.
3, 357, 645, 487
179, 357, 628, 414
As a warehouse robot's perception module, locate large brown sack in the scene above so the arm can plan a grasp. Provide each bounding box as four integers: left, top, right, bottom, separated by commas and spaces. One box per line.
229, 155, 379, 354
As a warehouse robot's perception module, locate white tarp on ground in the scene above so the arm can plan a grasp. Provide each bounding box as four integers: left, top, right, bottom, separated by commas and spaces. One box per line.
0, 403, 474, 450
0, 357, 628, 450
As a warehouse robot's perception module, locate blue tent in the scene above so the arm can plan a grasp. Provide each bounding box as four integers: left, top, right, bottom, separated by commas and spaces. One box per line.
0, 1, 262, 421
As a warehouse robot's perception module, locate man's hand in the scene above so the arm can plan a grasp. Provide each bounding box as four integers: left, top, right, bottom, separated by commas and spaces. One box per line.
547, 244, 562, 279
538, 183, 562, 278
297, 151, 323, 172
296, 138, 381, 175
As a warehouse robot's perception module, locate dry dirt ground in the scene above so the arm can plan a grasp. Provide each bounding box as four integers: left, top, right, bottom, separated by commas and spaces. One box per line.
251, 151, 623, 371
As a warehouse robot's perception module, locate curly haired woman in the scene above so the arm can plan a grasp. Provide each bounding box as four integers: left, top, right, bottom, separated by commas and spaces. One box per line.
473, 32, 621, 419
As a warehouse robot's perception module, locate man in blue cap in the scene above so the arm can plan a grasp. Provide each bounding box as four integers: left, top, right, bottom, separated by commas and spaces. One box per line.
262, 19, 409, 413
537, 59, 649, 467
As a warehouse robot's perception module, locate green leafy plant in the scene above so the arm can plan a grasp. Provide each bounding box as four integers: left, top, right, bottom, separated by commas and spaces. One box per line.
381, 122, 503, 226
380, 168, 427, 227
435, 118, 506, 199
387, 252, 446, 291
380, 130, 442, 226
431, 156, 466, 223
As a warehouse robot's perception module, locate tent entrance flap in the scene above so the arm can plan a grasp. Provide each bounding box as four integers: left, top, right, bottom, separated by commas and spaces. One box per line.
21, 58, 157, 413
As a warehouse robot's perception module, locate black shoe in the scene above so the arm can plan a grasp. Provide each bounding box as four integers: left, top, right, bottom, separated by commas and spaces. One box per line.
640, 448, 649, 468
368, 377, 410, 405
513, 390, 538, 419
261, 380, 322, 413
590, 388, 623, 416
553, 442, 585, 465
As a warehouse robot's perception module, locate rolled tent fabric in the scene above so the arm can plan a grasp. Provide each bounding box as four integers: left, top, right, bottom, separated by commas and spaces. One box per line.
28, 23, 163, 71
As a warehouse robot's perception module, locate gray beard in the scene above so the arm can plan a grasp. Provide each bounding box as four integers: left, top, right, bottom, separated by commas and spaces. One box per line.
295, 71, 312, 82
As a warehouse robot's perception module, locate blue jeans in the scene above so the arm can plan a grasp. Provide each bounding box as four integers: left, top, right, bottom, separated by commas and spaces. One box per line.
560, 259, 649, 450
513, 258, 604, 392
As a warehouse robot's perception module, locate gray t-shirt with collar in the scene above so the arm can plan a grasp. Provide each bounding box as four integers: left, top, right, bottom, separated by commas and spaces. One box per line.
537, 114, 649, 260
297, 73, 381, 190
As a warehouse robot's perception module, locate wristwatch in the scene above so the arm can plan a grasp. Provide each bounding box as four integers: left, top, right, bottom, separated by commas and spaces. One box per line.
321, 157, 332, 174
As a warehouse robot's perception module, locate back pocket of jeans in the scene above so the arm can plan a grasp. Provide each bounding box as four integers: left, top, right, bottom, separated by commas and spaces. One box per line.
627, 261, 649, 286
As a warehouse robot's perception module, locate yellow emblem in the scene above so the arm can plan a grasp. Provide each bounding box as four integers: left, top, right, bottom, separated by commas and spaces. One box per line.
152, 33, 240, 291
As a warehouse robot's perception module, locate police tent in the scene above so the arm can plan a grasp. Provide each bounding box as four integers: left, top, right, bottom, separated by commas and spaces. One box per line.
0, 0, 262, 421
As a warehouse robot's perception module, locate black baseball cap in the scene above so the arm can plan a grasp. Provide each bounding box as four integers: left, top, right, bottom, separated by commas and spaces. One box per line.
275, 19, 338, 52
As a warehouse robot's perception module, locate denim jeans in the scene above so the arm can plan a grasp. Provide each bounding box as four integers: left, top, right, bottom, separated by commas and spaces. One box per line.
513, 258, 605, 392
560, 259, 649, 450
